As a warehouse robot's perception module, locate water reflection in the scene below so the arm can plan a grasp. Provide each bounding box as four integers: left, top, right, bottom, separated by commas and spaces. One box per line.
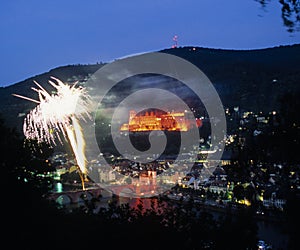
51, 183, 288, 249
53, 182, 63, 193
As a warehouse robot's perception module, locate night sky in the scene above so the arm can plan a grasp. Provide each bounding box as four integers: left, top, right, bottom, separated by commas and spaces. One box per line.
0, 0, 299, 87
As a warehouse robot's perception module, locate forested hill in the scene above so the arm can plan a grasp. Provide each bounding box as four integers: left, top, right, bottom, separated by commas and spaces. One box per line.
0, 44, 299, 132
161, 44, 300, 113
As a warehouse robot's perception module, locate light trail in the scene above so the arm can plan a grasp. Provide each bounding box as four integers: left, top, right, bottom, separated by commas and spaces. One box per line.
13, 76, 91, 189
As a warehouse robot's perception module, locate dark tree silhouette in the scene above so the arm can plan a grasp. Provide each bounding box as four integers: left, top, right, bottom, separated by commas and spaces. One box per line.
256, 0, 300, 32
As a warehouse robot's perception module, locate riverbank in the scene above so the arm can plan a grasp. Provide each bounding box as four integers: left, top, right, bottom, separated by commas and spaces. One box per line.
50, 184, 290, 249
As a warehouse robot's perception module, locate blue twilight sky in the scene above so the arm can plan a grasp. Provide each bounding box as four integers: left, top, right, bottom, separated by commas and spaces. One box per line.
0, 0, 299, 87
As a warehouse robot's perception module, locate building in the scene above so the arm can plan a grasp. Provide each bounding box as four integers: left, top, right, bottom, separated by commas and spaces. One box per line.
120, 109, 202, 132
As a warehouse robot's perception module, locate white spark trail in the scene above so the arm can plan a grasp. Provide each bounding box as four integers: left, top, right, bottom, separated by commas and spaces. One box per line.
13, 76, 91, 180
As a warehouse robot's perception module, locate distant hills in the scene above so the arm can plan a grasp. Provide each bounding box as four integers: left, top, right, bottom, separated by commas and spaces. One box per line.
161, 44, 300, 112
1, 44, 300, 134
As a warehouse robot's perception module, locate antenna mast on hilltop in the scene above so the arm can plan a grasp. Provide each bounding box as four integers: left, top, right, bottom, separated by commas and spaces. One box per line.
172, 35, 178, 48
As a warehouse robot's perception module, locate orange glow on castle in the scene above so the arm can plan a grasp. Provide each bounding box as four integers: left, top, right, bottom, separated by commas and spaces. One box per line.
120, 110, 202, 132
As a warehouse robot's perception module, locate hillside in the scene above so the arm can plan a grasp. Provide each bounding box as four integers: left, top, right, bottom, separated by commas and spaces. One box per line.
0, 44, 299, 134
0, 63, 104, 132
161, 44, 300, 113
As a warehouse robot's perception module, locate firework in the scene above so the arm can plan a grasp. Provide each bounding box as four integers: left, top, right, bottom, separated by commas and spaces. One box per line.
13, 76, 91, 189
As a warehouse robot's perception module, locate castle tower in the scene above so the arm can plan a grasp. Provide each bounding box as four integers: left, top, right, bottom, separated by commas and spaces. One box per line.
129, 110, 136, 121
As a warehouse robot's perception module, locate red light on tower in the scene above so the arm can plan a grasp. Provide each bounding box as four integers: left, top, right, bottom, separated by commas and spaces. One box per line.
172, 35, 178, 48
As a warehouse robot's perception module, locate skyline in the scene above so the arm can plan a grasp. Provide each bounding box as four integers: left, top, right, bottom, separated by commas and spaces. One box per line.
1, 0, 299, 87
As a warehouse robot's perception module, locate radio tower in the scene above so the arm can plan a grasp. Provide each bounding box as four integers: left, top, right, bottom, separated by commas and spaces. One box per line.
172, 35, 178, 48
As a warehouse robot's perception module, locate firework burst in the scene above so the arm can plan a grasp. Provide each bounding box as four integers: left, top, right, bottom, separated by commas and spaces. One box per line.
13, 76, 91, 188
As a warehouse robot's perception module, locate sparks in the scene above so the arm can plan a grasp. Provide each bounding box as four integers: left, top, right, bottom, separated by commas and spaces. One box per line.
13, 76, 91, 189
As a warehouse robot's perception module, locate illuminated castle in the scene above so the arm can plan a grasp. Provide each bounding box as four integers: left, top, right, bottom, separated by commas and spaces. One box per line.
120, 110, 202, 132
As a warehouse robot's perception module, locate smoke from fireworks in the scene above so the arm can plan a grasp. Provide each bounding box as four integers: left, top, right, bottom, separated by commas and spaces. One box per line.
13, 76, 91, 177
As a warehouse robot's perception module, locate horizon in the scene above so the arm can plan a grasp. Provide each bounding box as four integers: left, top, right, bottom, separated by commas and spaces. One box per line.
2, 43, 299, 89
1, 0, 299, 88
